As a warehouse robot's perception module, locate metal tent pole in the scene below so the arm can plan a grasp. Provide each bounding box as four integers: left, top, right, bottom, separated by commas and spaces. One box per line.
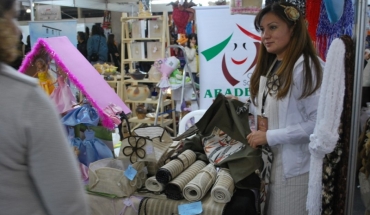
30, 0, 34, 21
345, 0, 366, 214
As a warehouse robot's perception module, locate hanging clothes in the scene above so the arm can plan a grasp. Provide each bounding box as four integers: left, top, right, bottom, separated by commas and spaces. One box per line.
67, 127, 89, 182
305, 0, 322, 43
316, 0, 354, 60
50, 76, 77, 114
61, 102, 99, 127
79, 129, 113, 167
320, 35, 354, 215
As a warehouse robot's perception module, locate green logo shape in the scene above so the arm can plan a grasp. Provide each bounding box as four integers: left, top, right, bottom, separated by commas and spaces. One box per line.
201, 33, 233, 61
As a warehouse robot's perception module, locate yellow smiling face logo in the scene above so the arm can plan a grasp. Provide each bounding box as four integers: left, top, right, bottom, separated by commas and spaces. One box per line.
201, 24, 261, 86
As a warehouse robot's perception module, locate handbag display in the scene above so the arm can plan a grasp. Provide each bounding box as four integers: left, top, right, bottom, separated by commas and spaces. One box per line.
174, 93, 262, 188
88, 159, 147, 197
118, 126, 177, 176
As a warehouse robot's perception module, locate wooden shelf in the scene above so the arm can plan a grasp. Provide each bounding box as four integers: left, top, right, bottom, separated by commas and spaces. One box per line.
120, 12, 176, 136
122, 38, 162, 41
122, 59, 158, 62
125, 99, 171, 105
124, 78, 161, 84
121, 16, 162, 21
129, 117, 172, 126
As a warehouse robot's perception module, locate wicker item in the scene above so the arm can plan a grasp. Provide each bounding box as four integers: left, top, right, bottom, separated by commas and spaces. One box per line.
145, 176, 165, 193
164, 160, 207, 200
211, 168, 235, 203
138, 192, 226, 215
183, 163, 217, 201
155, 149, 197, 184
133, 126, 175, 176
88, 159, 147, 197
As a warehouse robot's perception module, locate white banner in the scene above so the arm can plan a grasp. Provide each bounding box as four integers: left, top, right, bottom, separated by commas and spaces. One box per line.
195, 6, 260, 109
36, 5, 61, 20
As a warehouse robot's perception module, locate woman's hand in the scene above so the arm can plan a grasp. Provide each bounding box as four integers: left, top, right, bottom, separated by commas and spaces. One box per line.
246, 130, 267, 149
225, 95, 239, 100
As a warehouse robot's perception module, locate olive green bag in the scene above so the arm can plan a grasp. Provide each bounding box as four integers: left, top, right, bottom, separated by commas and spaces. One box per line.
174, 93, 262, 188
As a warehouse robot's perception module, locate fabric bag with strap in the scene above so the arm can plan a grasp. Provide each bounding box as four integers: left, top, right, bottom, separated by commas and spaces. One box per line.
174, 93, 262, 188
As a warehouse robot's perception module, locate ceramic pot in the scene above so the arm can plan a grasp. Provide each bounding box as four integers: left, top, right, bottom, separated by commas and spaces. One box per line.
136, 104, 147, 119
126, 84, 150, 101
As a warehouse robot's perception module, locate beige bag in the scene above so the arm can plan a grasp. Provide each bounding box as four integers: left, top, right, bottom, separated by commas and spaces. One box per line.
131, 126, 180, 176
88, 158, 147, 197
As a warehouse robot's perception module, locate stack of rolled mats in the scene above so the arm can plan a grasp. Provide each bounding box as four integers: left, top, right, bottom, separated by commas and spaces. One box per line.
145, 149, 236, 204
155, 149, 197, 184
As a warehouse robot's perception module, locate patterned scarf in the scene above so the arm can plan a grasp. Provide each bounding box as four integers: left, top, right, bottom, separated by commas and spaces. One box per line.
321, 35, 354, 215
316, 0, 354, 60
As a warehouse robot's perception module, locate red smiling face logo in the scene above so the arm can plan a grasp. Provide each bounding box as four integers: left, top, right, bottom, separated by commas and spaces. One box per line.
202, 24, 261, 86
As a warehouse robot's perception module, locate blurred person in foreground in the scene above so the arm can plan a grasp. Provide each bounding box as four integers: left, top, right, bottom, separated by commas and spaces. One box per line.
0, 1, 89, 215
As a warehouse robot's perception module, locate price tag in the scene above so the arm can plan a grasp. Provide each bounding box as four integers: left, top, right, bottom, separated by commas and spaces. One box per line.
178, 201, 202, 215
124, 165, 137, 181
146, 145, 154, 154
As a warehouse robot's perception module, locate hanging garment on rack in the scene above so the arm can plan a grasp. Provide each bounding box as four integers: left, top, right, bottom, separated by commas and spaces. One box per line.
79, 129, 113, 167
67, 127, 89, 182
316, 0, 354, 60
320, 35, 354, 215
61, 103, 99, 127
50, 76, 77, 114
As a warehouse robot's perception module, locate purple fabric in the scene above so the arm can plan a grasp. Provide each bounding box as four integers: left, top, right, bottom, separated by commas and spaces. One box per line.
19, 36, 130, 129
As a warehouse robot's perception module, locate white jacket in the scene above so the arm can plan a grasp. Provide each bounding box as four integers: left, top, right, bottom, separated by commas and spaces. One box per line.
251, 55, 325, 179
184, 47, 197, 74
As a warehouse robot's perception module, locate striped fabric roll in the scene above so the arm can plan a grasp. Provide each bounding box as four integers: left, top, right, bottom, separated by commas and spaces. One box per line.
145, 176, 165, 192
211, 168, 235, 203
138, 192, 226, 215
183, 163, 217, 201
165, 160, 207, 200
155, 149, 197, 184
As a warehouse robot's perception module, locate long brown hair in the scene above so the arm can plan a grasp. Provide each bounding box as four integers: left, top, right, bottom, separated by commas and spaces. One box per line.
0, 0, 18, 64
250, 2, 322, 104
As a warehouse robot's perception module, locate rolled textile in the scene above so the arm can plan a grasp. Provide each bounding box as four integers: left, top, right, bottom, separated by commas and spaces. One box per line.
145, 176, 165, 193
156, 149, 197, 184
165, 160, 207, 200
183, 163, 217, 201
138, 192, 226, 215
211, 168, 235, 203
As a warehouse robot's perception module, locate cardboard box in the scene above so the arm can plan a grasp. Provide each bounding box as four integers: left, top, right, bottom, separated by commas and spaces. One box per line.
148, 20, 163, 38
130, 42, 145, 59
147, 42, 162, 60
131, 20, 146, 38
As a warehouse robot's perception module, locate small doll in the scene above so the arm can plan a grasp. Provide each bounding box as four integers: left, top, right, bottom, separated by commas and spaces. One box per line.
33, 58, 55, 95
50, 66, 77, 114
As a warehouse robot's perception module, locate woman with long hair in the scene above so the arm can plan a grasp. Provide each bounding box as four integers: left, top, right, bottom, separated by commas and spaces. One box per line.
87, 24, 108, 62
107, 34, 120, 69
247, 2, 324, 214
184, 33, 199, 84
0, 1, 89, 214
